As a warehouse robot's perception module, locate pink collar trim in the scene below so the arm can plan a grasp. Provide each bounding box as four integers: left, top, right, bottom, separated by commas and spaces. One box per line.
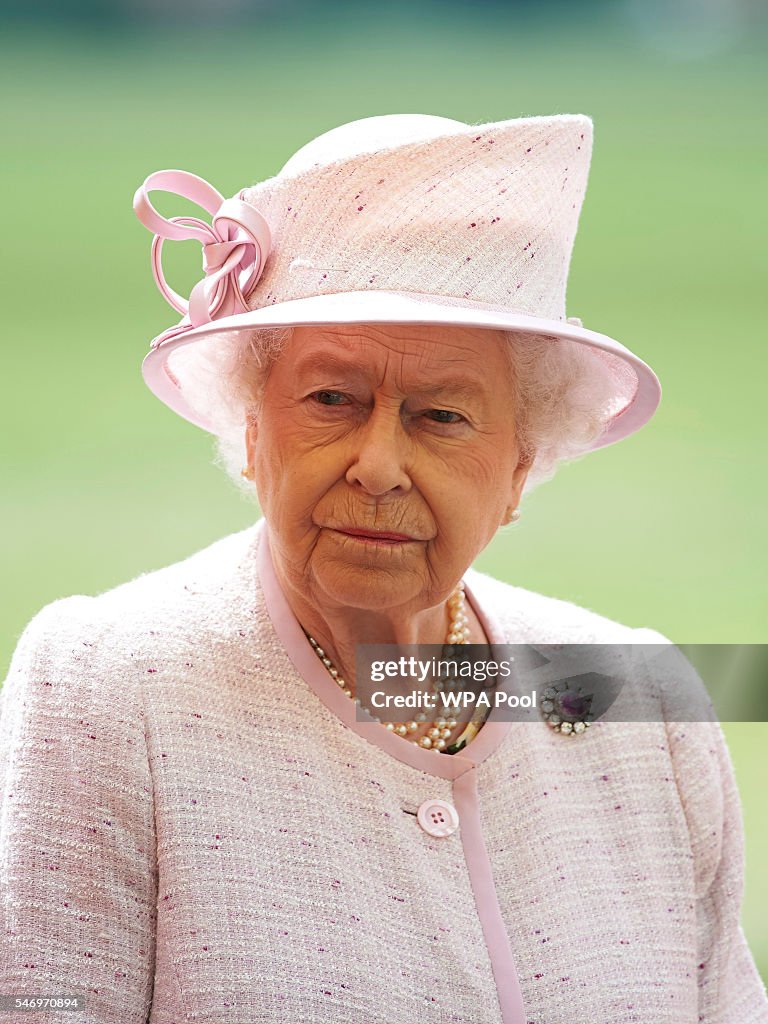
255, 517, 515, 779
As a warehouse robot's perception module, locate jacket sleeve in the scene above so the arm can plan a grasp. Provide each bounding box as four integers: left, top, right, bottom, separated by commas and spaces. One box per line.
0, 597, 158, 1024
636, 627, 768, 1023
669, 716, 768, 1022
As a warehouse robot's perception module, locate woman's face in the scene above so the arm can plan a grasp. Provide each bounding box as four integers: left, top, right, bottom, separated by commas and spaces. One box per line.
245, 323, 530, 613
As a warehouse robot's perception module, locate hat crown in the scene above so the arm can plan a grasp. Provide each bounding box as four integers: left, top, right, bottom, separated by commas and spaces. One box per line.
244, 113, 594, 324
279, 113, 469, 177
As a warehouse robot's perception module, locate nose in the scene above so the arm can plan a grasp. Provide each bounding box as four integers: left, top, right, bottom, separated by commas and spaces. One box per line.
345, 405, 412, 496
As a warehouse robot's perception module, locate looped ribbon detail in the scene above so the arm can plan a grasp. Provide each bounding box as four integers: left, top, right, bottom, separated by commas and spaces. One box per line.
133, 169, 271, 347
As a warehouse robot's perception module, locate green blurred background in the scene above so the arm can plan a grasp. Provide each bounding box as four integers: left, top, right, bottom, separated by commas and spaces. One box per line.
1, 0, 766, 985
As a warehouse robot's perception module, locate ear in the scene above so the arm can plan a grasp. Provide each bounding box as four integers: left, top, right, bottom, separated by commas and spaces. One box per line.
507, 449, 532, 511
244, 410, 258, 471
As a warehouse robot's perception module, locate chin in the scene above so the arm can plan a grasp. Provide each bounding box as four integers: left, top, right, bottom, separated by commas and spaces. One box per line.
312, 560, 422, 612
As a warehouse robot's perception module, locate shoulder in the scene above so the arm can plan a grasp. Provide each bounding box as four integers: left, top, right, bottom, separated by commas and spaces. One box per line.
1, 586, 155, 787
22, 523, 259, 641
2, 522, 264, 693
465, 564, 664, 643
78, 521, 261, 628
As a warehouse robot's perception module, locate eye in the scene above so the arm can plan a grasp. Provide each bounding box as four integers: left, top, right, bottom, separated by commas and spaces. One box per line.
311, 390, 350, 406
425, 408, 464, 424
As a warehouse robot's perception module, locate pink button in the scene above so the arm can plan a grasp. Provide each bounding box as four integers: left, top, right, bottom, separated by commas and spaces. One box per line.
417, 799, 460, 838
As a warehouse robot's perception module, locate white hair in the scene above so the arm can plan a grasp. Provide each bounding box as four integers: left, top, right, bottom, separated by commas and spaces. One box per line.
167, 324, 619, 502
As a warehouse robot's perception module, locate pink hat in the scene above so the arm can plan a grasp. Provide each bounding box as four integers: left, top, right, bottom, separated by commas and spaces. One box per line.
133, 112, 661, 450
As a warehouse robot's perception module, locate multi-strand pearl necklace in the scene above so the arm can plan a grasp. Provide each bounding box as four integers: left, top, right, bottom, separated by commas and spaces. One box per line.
306, 582, 489, 753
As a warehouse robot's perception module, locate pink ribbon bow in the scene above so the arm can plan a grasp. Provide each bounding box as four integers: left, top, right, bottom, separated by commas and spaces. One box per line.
133, 169, 271, 347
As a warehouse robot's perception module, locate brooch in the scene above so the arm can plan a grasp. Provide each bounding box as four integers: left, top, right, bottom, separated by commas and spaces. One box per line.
539, 681, 594, 735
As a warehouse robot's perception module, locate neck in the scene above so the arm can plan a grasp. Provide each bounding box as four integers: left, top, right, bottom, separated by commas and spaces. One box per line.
290, 588, 453, 695
268, 555, 482, 697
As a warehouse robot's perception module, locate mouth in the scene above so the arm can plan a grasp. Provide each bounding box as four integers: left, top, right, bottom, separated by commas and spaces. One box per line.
331, 527, 420, 545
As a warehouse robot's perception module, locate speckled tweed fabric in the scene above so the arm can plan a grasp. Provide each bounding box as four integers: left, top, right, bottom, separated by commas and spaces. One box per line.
1, 518, 767, 1023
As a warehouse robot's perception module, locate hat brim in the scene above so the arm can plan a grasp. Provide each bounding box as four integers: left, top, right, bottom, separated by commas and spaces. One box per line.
142, 289, 661, 451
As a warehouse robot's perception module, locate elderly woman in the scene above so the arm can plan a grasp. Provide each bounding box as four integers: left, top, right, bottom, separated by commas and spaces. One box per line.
1, 113, 766, 1024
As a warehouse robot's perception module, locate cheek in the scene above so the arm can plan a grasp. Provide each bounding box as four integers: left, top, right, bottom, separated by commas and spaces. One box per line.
427, 445, 515, 542
445, 445, 513, 506
254, 421, 347, 523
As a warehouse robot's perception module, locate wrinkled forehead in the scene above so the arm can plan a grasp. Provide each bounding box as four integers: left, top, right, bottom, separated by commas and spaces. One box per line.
285, 322, 511, 386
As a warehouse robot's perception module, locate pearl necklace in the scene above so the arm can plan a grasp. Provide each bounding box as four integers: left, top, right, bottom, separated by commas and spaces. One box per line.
306, 582, 489, 753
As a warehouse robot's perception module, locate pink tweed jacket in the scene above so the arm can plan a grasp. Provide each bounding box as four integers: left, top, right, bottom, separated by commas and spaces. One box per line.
1, 518, 766, 1024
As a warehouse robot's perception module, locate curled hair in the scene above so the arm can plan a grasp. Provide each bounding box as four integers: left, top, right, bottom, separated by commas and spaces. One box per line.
167, 324, 619, 502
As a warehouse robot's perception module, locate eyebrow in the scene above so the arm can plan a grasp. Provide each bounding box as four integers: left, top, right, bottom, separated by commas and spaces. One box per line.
292, 354, 490, 402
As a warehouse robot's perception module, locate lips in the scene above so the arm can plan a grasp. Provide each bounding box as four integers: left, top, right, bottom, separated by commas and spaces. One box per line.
335, 527, 418, 542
